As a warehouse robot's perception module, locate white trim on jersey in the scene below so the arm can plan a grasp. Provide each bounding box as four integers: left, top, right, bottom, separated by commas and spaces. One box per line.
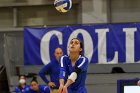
63, 71, 65, 77
44, 86, 48, 91
77, 55, 81, 60
78, 57, 86, 68
60, 56, 65, 67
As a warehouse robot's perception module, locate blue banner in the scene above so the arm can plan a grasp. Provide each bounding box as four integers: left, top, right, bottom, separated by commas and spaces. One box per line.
24, 23, 140, 65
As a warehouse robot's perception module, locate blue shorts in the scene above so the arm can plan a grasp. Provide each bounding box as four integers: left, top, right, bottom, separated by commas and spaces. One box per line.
68, 86, 87, 93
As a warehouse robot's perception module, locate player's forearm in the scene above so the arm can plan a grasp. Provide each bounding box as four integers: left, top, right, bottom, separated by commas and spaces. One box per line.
64, 71, 78, 87
64, 79, 73, 88
39, 72, 49, 84
59, 79, 64, 86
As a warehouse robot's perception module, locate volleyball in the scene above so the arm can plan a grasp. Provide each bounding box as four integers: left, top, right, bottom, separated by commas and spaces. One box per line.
54, 0, 72, 13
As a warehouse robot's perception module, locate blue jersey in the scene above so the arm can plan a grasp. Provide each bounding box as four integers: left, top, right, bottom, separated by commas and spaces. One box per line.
60, 55, 88, 93
14, 85, 29, 93
23, 85, 50, 93
39, 59, 60, 89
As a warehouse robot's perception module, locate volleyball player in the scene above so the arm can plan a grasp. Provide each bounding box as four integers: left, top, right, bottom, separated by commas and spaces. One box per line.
59, 38, 89, 93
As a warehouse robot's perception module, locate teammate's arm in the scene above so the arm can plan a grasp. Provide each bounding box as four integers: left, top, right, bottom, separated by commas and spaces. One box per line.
39, 63, 51, 84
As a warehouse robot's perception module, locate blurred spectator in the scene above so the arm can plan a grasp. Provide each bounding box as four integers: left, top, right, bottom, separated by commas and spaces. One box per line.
14, 75, 29, 93
39, 47, 63, 93
23, 77, 50, 93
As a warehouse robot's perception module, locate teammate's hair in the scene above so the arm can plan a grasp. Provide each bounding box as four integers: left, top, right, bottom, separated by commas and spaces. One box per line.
31, 76, 38, 83
71, 38, 83, 55
18, 75, 25, 80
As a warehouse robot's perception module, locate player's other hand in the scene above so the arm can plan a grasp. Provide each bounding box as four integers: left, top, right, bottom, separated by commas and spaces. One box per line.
137, 80, 140, 86
58, 84, 64, 93
62, 86, 68, 93
48, 82, 56, 88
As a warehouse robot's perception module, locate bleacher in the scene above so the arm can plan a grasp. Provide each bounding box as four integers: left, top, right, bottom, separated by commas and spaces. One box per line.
9, 63, 140, 93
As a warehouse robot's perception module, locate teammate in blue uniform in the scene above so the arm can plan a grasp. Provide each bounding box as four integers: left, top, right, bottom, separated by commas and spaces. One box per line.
14, 75, 29, 93
23, 77, 50, 93
59, 38, 89, 93
39, 48, 63, 93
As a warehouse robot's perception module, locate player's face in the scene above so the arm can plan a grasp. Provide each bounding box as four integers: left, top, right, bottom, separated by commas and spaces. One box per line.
19, 76, 26, 84
69, 39, 82, 54
31, 81, 39, 91
54, 48, 63, 61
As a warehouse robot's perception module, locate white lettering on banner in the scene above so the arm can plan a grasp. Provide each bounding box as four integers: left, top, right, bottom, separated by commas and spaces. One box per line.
39, 27, 139, 64
123, 28, 137, 63
67, 29, 93, 63
40, 30, 63, 65
95, 29, 109, 64
95, 28, 119, 64
108, 51, 118, 64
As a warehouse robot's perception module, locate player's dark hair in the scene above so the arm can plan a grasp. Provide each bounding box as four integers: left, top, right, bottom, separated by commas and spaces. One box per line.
31, 76, 38, 84
18, 75, 25, 80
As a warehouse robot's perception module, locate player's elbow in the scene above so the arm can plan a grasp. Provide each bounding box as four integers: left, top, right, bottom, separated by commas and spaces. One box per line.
74, 67, 81, 76
68, 67, 82, 82
68, 72, 77, 82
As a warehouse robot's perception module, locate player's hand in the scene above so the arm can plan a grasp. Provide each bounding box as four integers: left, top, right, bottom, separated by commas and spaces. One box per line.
62, 86, 68, 93
48, 82, 56, 88
58, 84, 64, 93
137, 80, 140, 86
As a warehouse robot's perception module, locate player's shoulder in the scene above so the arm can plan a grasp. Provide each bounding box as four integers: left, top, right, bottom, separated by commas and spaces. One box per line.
15, 86, 21, 91
43, 86, 50, 91
50, 59, 57, 64
78, 55, 89, 64
79, 55, 88, 60
60, 55, 69, 60
15, 86, 19, 89
22, 86, 31, 92
62, 55, 69, 58
39, 85, 49, 91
